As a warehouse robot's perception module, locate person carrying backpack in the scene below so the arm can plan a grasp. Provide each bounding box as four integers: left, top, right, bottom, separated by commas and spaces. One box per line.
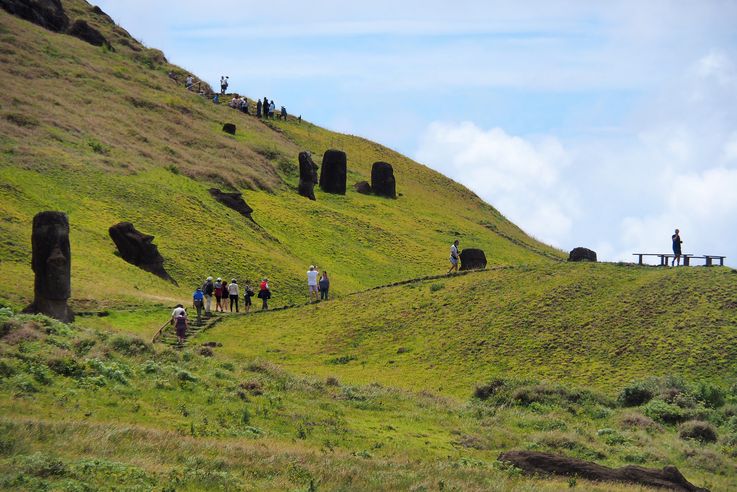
192, 287, 204, 324
214, 278, 224, 312
243, 281, 255, 314
228, 278, 239, 312
174, 310, 188, 346
257, 278, 271, 310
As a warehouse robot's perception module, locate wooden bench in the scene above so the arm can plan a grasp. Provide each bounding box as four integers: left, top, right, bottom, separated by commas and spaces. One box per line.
633, 253, 725, 266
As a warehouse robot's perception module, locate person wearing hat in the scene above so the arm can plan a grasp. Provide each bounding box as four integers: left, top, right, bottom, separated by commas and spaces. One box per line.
227, 278, 239, 312
307, 265, 319, 302
214, 277, 224, 312
202, 276, 214, 317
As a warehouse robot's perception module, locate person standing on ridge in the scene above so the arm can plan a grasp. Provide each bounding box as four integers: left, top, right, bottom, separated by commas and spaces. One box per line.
262, 97, 269, 118
307, 265, 319, 302
202, 276, 214, 317
220, 75, 229, 95
185, 75, 193, 90
672, 229, 683, 266
192, 287, 204, 324
228, 279, 239, 312
269, 100, 276, 119
256, 99, 262, 117
319, 271, 330, 300
448, 239, 460, 274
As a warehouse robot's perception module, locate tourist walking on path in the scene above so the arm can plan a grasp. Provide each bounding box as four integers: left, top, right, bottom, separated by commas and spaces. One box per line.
672, 229, 683, 266
171, 303, 186, 321
214, 278, 224, 312
307, 265, 319, 301
243, 281, 255, 314
258, 278, 271, 310
319, 271, 330, 300
269, 100, 276, 119
448, 239, 460, 274
173, 308, 188, 346
228, 279, 239, 312
202, 276, 214, 316
185, 75, 193, 90
192, 287, 204, 324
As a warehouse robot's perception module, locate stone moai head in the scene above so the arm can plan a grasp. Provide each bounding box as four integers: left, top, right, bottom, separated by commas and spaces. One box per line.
31, 211, 71, 301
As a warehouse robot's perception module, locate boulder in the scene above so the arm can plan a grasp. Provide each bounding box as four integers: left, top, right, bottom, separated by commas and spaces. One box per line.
568, 247, 597, 262
498, 451, 707, 492
209, 188, 254, 222
0, 0, 68, 32
319, 149, 347, 194
108, 222, 175, 284
222, 123, 236, 135
90, 5, 114, 24
460, 248, 487, 271
371, 161, 396, 198
22, 211, 74, 322
297, 151, 318, 200
67, 19, 110, 48
354, 181, 372, 194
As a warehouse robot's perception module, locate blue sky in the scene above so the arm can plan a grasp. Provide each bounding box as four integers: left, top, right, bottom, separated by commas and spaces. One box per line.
97, 1, 737, 264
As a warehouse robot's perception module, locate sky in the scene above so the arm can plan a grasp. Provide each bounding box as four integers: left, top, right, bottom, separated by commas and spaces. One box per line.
96, 0, 737, 265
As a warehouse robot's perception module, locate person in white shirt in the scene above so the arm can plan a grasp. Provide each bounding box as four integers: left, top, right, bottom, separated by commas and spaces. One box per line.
227, 279, 239, 312
448, 239, 460, 274
307, 265, 319, 301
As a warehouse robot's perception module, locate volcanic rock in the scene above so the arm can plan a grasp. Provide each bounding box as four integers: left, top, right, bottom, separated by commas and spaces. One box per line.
319, 149, 347, 195
208, 188, 254, 222
371, 161, 396, 198
498, 451, 707, 492
354, 181, 372, 194
23, 211, 74, 322
297, 151, 319, 200
0, 0, 68, 32
108, 222, 175, 284
222, 123, 236, 135
568, 247, 597, 262
459, 248, 487, 271
68, 19, 110, 48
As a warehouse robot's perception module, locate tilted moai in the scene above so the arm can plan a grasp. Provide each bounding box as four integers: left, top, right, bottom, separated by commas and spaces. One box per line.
108, 222, 176, 284
23, 211, 74, 322
319, 149, 347, 194
298, 151, 319, 200
459, 248, 487, 271
371, 161, 396, 198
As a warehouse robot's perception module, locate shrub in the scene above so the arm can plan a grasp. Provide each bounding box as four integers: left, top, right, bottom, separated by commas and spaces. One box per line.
177, 370, 198, 382
110, 335, 151, 356
73, 337, 96, 355
474, 379, 506, 400
47, 357, 84, 378
0, 360, 16, 378
430, 283, 444, 292
679, 420, 717, 443
618, 380, 654, 407
692, 382, 726, 409
327, 355, 356, 365
643, 399, 687, 425
326, 376, 340, 387
619, 412, 661, 432
20, 452, 67, 478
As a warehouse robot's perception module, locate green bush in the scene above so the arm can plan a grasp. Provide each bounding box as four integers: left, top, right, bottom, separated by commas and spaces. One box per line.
110, 335, 151, 356
474, 379, 507, 400
692, 382, 726, 409
47, 357, 84, 378
618, 380, 654, 407
679, 420, 717, 443
177, 370, 198, 382
0, 360, 16, 378
20, 452, 67, 478
643, 399, 687, 425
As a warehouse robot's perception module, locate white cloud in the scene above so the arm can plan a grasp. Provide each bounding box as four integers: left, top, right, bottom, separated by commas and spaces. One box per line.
415, 122, 577, 246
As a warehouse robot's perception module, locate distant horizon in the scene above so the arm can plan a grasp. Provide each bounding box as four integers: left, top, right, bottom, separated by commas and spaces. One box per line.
96, 0, 737, 266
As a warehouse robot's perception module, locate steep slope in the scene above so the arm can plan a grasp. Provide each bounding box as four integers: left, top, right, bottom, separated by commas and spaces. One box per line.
206, 263, 737, 397
0, 1, 562, 317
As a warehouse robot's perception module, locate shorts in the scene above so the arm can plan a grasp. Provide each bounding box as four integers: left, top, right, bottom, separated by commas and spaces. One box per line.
450, 257, 458, 265
309, 285, 318, 293
244, 296, 252, 306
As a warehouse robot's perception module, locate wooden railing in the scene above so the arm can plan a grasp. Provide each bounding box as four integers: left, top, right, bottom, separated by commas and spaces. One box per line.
151, 319, 171, 344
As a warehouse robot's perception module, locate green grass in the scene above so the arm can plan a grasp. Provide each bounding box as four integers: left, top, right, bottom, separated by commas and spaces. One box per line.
0, 311, 733, 491
208, 263, 737, 397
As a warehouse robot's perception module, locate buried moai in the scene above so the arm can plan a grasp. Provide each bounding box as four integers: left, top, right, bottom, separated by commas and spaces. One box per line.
108, 222, 176, 284
371, 161, 396, 198
23, 211, 74, 322
297, 151, 319, 200
460, 248, 487, 271
319, 149, 347, 194
209, 188, 255, 222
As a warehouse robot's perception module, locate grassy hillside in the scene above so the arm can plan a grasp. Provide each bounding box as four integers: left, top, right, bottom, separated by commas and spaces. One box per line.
1, 311, 733, 491
206, 263, 737, 397
0, 1, 562, 330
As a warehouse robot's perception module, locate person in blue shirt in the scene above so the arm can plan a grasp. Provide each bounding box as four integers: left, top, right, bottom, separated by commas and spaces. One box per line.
192, 287, 204, 324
